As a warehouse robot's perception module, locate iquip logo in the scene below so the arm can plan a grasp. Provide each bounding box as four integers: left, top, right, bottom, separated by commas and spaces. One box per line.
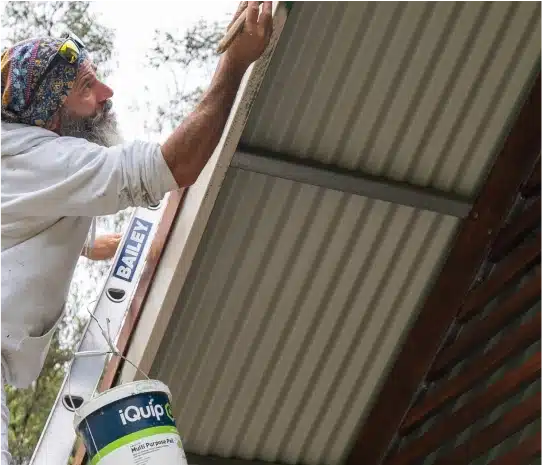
119, 398, 166, 425
118, 399, 175, 426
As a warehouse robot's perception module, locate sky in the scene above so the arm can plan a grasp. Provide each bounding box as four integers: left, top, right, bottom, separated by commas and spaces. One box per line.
90, 1, 239, 141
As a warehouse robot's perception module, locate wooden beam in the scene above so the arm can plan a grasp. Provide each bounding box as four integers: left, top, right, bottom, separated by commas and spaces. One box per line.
344, 73, 541, 465
458, 232, 541, 323
521, 157, 540, 198
432, 393, 540, 465
71, 189, 187, 465
487, 433, 541, 465
489, 431, 542, 465
100, 189, 187, 389
401, 314, 540, 433
430, 267, 540, 380
489, 197, 541, 262
385, 352, 540, 465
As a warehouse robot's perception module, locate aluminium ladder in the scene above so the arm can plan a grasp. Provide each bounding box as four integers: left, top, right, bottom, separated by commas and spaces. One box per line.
29, 198, 169, 465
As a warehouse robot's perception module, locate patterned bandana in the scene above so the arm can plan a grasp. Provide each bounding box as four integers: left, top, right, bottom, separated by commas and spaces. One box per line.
1, 37, 89, 127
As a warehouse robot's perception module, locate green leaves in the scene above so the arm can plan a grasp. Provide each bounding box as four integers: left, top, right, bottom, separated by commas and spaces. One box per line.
6, 332, 72, 465
147, 20, 223, 69
140, 20, 225, 136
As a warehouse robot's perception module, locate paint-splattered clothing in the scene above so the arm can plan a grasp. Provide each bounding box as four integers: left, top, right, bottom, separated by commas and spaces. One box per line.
1, 122, 177, 389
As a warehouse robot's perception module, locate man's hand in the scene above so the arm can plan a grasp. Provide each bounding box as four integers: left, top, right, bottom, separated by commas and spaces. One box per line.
223, 2, 273, 69
82, 233, 122, 261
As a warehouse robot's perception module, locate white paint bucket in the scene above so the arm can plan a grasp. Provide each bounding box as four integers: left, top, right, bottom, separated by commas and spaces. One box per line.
74, 380, 187, 465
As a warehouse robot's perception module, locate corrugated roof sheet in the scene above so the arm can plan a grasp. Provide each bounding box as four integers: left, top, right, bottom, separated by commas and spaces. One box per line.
242, 1, 541, 198
151, 169, 459, 465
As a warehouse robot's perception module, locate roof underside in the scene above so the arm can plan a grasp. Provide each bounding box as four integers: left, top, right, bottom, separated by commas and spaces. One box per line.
147, 2, 540, 465
243, 1, 540, 198
152, 169, 458, 464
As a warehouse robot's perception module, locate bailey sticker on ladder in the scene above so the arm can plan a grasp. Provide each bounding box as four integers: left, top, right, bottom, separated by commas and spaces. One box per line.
113, 218, 152, 282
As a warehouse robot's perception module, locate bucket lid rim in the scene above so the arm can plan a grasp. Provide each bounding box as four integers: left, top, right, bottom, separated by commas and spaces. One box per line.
73, 380, 171, 429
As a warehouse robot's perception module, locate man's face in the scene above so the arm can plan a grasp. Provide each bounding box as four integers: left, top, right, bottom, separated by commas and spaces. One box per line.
54, 59, 122, 147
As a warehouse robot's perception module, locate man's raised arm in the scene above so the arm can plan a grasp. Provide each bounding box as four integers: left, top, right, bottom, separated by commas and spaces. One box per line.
161, 1, 273, 187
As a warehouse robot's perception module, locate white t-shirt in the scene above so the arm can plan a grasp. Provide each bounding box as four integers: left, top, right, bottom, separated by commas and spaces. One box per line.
1, 122, 178, 388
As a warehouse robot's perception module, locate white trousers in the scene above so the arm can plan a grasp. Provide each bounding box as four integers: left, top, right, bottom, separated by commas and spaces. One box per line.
1, 361, 11, 465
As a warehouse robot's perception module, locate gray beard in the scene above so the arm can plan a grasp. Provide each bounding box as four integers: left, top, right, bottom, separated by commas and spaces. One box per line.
57, 106, 123, 147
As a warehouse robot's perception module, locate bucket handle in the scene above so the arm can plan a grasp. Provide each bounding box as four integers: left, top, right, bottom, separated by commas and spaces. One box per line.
65, 308, 150, 418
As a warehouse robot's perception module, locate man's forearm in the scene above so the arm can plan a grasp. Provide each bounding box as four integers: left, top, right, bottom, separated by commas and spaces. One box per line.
161, 55, 248, 186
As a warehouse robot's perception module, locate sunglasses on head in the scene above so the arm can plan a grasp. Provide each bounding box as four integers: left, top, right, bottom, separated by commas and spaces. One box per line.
32, 33, 86, 98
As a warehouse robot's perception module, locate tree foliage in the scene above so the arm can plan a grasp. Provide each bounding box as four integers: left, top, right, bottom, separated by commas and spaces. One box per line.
141, 20, 225, 135
5, 333, 72, 464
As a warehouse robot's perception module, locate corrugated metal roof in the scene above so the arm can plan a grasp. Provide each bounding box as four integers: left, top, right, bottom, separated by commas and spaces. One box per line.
242, 1, 541, 198
151, 168, 459, 465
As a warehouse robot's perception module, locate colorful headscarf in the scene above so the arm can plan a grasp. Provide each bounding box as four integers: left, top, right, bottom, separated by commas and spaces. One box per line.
1, 37, 89, 127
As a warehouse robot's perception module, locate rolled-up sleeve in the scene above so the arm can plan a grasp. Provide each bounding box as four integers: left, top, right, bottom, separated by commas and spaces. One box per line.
1, 134, 179, 217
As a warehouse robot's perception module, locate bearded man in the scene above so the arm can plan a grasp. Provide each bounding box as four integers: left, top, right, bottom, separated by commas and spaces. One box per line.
0, 2, 272, 462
